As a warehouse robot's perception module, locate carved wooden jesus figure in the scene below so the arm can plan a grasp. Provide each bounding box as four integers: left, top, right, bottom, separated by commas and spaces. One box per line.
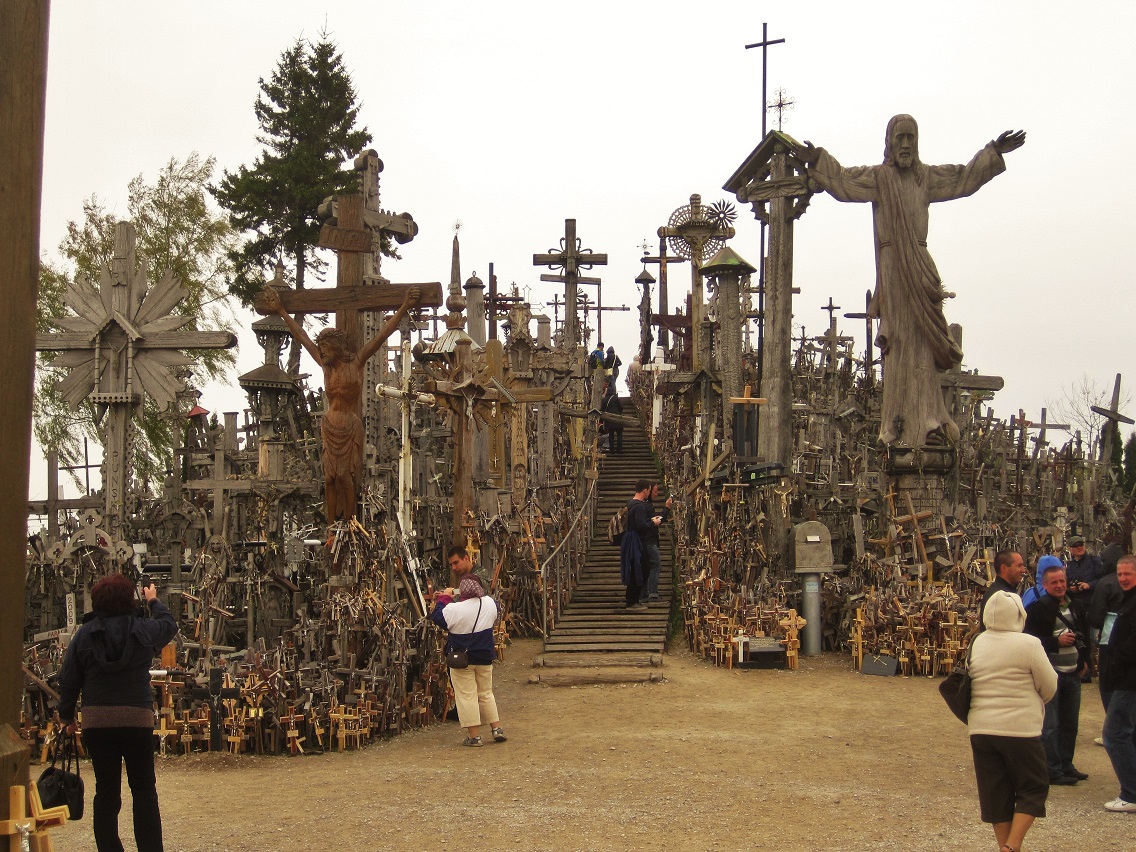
259, 285, 421, 521
799, 116, 1025, 446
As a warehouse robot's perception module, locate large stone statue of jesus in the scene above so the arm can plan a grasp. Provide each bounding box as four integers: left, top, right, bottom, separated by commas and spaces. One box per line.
798, 115, 1025, 447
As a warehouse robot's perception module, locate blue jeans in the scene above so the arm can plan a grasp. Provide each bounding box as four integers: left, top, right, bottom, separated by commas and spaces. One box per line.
1042, 670, 1082, 778
1104, 689, 1136, 802
640, 542, 662, 602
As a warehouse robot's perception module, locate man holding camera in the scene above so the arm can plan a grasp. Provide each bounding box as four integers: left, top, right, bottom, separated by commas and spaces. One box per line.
1024, 562, 1092, 785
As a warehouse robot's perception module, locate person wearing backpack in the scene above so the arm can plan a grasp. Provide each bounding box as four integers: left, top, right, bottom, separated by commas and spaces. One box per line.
602, 381, 624, 455
603, 345, 622, 383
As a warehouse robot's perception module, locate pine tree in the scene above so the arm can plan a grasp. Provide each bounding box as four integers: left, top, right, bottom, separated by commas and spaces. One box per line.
1123, 432, 1136, 494
213, 34, 372, 306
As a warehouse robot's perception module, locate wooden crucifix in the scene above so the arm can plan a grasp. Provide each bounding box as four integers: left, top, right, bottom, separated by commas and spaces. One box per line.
255, 151, 443, 521
532, 219, 607, 349
36, 222, 238, 535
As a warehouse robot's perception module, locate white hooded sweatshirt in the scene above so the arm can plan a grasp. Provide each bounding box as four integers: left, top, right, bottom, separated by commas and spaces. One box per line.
967, 590, 1058, 737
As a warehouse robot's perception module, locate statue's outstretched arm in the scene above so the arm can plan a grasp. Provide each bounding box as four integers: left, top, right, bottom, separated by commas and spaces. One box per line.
357, 286, 422, 364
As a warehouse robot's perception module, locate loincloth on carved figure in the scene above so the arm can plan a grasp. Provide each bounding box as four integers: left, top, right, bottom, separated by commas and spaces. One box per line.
321, 409, 364, 482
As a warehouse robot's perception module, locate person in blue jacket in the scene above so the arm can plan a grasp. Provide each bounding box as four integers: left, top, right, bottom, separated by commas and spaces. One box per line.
431, 557, 506, 747
58, 573, 178, 852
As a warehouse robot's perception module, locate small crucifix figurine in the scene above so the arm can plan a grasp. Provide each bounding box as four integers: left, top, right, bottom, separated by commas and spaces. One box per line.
257, 285, 421, 521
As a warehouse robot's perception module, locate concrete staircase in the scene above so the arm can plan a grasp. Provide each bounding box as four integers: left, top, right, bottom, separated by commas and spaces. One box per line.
531, 401, 672, 683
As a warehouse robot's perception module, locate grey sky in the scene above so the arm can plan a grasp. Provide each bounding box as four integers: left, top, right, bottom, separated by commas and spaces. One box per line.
32, 0, 1136, 498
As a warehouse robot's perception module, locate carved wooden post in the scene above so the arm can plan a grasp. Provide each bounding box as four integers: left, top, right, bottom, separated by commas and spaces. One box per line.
701, 246, 756, 444
1, 0, 49, 794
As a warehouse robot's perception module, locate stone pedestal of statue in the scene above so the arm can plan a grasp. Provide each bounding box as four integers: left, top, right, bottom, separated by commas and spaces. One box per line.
886, 445, 956, 517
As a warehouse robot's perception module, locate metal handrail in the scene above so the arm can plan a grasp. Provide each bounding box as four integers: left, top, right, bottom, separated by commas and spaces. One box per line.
539, 476, 598, 638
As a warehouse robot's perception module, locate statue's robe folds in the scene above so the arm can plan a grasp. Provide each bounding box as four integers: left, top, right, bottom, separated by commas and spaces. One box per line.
808, 143, 1006, 445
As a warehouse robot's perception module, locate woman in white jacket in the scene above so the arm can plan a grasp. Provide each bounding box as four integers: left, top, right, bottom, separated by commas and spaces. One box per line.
968, 590, 1058, 852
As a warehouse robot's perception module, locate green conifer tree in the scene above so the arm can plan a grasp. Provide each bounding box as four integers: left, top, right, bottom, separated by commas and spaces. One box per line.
213, 34, 372, 306
1123, 431, 1136, 494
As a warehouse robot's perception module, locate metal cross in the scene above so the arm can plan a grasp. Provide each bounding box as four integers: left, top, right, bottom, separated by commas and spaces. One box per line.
744, 22, 786, 137
767, 88, 795, 131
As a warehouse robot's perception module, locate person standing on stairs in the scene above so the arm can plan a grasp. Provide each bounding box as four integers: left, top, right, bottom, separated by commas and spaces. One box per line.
602, 380, 624, 455
622, 480, 655, 611
640, 483, 673, 605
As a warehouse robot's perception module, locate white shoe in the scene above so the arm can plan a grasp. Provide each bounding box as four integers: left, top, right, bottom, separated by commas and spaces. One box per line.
1095, 736, 1105, 747
1104, 798, 1136, 812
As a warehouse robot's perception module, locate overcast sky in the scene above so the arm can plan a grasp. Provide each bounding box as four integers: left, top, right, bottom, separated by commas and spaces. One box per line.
32, 0, 1136, 499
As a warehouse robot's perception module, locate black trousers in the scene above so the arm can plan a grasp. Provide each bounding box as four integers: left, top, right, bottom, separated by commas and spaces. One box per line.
609, 426, 623, 453
83, 726, 164, 852
625, 555, 646, 607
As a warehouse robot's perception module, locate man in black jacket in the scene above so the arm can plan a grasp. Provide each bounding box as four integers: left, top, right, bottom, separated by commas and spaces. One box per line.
602, 381, 624, 454
1102, 555, 1136, 812
622, 480, 656, 611
1024, 563, 1092, 785
978, 550, 1026, 627
1091, 568, 1126, 714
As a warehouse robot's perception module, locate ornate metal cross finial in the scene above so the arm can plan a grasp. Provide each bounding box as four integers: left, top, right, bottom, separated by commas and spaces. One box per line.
767, 88, 795, 130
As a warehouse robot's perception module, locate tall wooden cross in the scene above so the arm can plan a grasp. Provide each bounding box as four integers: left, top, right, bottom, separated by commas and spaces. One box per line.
1091, 373, 1133, 475
36, 222, 238, 535
315, 151, 424, 348
843, 290, 875, 385
532, 219, 607, 349
640, 238, 687, 351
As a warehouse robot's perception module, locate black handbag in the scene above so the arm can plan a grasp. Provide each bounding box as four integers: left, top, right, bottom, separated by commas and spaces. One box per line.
446, 648, 470, 669
37, 729, 84, 819
939, 643, 974, 724
445, 598, 482, 669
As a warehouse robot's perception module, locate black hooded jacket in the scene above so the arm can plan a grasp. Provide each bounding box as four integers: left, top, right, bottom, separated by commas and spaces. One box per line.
57, 599, 178, 722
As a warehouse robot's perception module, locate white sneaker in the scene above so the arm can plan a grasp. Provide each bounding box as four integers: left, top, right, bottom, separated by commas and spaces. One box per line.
1104, 798, 1136, 812
1095, 736, 1105, 747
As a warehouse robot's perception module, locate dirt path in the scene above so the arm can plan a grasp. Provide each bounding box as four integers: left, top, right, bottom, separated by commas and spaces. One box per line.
60, 639, 1131, 851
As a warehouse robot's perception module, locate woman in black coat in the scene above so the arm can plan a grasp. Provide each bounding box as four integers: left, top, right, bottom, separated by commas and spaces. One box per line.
58, 573, 178, 852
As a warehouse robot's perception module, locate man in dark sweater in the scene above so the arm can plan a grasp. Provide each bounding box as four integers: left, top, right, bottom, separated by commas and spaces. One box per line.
1101, 555, 1136, 812
1024, 563, 1092, 785
978, 550, 1026, 627
622, 480, 656, 611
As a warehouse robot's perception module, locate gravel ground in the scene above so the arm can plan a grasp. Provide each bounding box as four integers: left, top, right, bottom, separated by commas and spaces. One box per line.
57, 639, 1133, 851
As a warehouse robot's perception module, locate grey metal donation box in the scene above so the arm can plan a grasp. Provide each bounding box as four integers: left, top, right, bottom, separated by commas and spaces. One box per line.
792, 520, 834, 573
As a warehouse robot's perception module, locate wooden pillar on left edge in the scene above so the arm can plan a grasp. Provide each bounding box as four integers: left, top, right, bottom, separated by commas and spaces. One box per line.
0, 0, 50, 798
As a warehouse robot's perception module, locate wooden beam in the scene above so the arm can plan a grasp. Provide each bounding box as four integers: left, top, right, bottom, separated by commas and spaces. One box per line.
267, 281, 443, 314
1, 0, 49, 794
